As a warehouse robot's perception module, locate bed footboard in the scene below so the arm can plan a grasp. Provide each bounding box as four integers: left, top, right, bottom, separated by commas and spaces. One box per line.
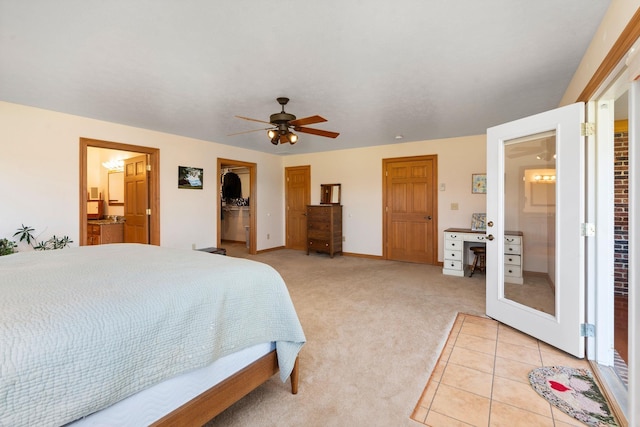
151, 350, 299, 426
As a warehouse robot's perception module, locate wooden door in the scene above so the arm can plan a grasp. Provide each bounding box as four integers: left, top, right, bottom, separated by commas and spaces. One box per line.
285, 166, 310, 250
384, 156, 438, 264
124, 154, 149, 244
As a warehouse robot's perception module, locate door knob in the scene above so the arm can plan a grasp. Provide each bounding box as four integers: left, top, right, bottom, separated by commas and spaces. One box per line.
487, 221, 494, 227
486, 234, 495, 241
424, 216, 432, 220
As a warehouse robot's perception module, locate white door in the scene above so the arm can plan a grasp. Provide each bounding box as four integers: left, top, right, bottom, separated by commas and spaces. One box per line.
486, 102, 585, 358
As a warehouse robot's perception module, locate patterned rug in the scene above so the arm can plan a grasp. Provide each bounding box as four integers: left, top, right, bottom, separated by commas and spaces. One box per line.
528, 366, 618, 427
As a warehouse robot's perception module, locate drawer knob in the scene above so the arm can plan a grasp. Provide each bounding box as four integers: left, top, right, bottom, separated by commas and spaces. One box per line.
486, 234, 495, 241
508, 248, 513, 251
451, 243, 456, 247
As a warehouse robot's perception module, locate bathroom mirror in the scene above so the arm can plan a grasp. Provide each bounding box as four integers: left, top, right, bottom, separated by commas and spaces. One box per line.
320, 183, 341, 204
108, 171, 124, 206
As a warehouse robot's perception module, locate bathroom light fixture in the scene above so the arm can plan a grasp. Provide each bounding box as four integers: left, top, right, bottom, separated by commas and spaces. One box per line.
532, 174, 556, 182
102, 160, 124, 172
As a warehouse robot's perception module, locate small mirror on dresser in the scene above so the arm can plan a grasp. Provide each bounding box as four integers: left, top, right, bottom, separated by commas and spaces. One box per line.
320, 183, 341, 204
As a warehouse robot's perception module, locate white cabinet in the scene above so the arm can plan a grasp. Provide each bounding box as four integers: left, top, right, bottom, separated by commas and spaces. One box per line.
443, 228, 523, 284
503, 235, 523, 284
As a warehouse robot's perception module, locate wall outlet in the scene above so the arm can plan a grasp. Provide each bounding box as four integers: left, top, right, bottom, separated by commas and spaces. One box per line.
342, 236, 346, 242
267, 233, 270, 240
191, 243, 196, 250
451, 203, 459, 210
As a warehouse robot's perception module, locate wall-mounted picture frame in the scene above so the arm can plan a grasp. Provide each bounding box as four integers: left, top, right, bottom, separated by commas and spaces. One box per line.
178, 166, 203, 189
471, 213, 487, 231
472, 173, 487, 194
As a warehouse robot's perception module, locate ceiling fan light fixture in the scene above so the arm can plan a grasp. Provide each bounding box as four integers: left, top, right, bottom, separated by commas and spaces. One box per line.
288, 132, 298, 144
267, 129, 277, 139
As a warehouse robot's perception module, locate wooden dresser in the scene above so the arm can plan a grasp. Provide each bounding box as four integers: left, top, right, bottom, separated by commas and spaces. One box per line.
87, 222, 125, 245
306, 204, 342, 258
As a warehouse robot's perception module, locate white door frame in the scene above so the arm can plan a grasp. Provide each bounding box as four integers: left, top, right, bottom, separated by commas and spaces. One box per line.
627, 76, 639, 427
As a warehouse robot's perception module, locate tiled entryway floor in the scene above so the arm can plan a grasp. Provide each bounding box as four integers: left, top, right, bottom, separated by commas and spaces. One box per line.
411, 313, 604, 426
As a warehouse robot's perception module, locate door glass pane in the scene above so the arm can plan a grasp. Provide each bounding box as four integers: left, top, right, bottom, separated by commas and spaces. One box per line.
503, 131, 556, 316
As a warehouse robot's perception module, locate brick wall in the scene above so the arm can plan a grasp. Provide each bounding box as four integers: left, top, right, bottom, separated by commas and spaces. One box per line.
613, 129, 629, 297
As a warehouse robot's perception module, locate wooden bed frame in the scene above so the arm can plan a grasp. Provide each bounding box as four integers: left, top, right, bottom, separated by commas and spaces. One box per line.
152, 351, 299, 426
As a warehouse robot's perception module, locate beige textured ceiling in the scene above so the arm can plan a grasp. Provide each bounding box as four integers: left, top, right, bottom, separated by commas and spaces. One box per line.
0, 1, 610, 155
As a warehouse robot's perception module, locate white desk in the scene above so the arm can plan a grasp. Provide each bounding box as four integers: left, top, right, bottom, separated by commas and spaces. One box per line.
442, 228, 524, 284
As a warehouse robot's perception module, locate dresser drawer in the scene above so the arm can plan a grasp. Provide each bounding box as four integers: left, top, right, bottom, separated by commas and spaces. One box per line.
445, 240, 463, 251
504, 236, 522, 245
444, 260, 462, 270
504, 254, 521, 266
307, 207, 331, 220
504, 244, 521, 255
308, 229, 330, 239
444, 249, 462, 261
467, 234, 486, 242
504, 264, 522, 277
308, 239, 330, 249
444, 232, 463, 241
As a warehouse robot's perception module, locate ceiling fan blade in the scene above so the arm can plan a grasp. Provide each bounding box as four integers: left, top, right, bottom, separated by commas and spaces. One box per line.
289, 115, 327, 127
227, 127, 272, 136
235, 115, 272, 125
295, 126, 340, 138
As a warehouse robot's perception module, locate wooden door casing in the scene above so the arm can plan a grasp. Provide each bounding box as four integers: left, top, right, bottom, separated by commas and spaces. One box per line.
285, 166, 310, 250
383, 155, 438, 264
79, 138, 160, 247
124, 154, 149, 244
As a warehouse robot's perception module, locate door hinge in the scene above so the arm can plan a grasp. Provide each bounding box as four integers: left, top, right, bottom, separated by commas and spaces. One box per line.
580, 323, 595, 337
146, 208, 151, 216
146, 164, 151, 171
581, 122, 595, 136
580, 223, 595, 236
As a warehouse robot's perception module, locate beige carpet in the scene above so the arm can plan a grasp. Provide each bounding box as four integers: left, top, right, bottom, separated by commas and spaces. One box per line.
205, 246, 487, 426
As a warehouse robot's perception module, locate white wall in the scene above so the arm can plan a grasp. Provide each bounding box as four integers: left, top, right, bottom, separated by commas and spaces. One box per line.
1, 100, 485, 261
0, 101, 284, 251
284, 134, 487, 261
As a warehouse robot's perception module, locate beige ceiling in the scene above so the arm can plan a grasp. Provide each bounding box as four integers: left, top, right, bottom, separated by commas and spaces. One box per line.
0, 1, 610, 155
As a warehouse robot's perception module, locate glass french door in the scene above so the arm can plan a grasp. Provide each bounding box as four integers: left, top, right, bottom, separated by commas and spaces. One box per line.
486, 102, 585, 358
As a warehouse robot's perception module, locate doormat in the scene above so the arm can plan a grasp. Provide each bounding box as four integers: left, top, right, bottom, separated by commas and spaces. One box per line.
528, 366, 618, 427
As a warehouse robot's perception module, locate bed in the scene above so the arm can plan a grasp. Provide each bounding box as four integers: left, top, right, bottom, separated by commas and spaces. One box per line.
0, 243, 306, 426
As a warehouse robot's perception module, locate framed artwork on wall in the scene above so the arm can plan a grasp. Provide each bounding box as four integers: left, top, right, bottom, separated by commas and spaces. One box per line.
472, 173, 487, 194
178, 166, 203, 189
471, 213, 487, 231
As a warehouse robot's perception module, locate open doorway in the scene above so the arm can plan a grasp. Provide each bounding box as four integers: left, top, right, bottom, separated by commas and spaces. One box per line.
80, 138, 160, 246
217, 158, 257, 255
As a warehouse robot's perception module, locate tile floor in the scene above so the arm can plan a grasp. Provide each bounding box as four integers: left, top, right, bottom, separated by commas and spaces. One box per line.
411, 313, 603, 427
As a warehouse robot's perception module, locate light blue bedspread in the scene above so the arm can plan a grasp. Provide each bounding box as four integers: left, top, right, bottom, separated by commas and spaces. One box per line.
0, 244, 306, 427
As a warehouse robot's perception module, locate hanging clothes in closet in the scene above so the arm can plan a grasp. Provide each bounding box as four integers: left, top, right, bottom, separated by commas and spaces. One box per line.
222, 171, 242, 201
